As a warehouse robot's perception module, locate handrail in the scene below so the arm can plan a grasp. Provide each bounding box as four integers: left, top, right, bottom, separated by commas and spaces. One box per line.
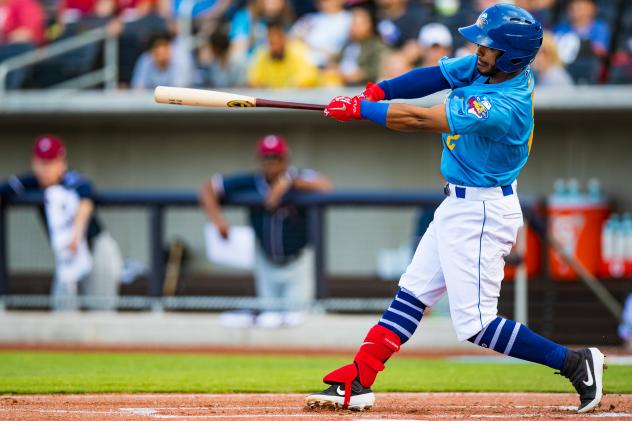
0, 26, 118, 97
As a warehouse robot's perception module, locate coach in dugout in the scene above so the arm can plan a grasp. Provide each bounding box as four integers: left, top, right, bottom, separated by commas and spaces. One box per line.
199, 135, 332, 328
0, 135, 123, 311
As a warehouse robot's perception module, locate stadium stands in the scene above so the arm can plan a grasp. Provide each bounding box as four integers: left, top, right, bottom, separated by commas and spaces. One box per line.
1, 0, 632, 91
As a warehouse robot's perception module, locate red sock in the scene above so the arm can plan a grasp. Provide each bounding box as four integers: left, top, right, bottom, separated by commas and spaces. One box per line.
322, 325, 401, 408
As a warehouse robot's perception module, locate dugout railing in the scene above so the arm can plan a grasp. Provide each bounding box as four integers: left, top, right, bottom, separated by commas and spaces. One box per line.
0, 190, 620, 324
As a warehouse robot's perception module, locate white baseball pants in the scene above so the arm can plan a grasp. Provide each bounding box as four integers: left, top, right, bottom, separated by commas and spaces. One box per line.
399, 182, 523, 341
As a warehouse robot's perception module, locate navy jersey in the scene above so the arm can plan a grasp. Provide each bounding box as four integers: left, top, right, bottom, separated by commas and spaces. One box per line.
0, 170, 103, 243
212, 167, 319, 264
439, 54, 535, 187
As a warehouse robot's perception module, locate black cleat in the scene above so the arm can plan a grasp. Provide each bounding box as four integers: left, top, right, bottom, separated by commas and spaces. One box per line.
305, 378, 374, 411
559, 347, 606, 413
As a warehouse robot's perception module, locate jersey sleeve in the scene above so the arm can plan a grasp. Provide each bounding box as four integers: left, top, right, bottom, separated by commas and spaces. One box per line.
297, 168, 320, 181
0, 173, 40, 198
213, 173, 256, 199
445, 94, 512, 138
438, 55, 479, 89
63, 171, 94, 200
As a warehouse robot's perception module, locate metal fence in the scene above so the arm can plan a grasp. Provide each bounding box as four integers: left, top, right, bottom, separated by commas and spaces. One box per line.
0, 189, 538, 316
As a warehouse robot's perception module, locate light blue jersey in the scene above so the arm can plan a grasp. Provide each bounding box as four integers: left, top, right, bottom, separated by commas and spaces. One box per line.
438, 54, 535, 187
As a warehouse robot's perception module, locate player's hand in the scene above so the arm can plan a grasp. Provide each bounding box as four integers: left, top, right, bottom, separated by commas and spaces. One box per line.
360, 82, 385, 102
68, 231, 81, 254
323, 96, 362, 122
265, 175, 292, 210
216, 220, 230, 239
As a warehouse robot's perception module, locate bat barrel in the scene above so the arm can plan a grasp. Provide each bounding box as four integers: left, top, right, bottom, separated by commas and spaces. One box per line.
154, 86, 325, 112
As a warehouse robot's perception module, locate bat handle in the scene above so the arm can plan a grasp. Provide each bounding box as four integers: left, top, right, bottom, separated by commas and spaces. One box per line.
256, 98, 325, 111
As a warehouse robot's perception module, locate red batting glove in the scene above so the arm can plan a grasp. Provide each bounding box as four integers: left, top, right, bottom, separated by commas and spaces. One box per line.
360, 82, 385, 102
323, 96, 362, 122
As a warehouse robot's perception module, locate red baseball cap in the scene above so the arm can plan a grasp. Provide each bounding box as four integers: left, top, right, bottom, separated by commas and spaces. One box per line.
33, 135, 66, 160
256, 134, 290, 158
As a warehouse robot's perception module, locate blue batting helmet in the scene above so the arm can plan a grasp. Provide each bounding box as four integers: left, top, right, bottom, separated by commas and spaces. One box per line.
458, 3, 543, 73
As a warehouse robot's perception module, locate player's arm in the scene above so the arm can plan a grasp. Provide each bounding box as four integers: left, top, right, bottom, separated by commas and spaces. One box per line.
69, 199, 94, 252
69, 180, 96, 252
293, 170, 333, 192
324, 96, 450, 134
265, 169, 332, 209
364, 66, 451, 102
199, 176, 230, 239
385, 103, 450, 133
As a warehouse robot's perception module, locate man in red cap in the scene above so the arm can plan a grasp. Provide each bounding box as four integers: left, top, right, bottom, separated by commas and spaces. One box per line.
0, 135, 122, 311
199, 134, 332, 327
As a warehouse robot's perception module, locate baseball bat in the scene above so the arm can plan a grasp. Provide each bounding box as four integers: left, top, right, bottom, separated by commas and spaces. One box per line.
154, 86, 325, 111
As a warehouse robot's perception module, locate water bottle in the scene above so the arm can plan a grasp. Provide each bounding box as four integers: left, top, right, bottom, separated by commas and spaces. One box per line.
622, 213, 632, 265
613, 214, 626, 278
586, 178, 603, 203
602, 215, 618, 263
566, 178, 581, 204
551, 178, 568, 204
553, 178, 566, 197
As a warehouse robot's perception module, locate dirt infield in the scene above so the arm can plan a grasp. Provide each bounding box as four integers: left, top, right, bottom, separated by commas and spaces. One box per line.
1, 393, 632, 420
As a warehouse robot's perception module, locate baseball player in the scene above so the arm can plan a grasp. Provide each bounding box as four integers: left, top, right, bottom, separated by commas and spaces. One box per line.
0, 135, 123, 311
305, 4, 605, 414
200, 135, 333, 327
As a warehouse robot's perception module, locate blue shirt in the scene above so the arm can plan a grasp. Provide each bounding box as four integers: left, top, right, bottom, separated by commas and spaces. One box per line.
0, 170, 103, 243
213, 167, 318, 264
554, 19, 610, 53
438, 54, 535, 187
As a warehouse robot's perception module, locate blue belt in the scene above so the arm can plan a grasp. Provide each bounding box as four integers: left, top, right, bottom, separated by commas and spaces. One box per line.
444, 184, 514, 198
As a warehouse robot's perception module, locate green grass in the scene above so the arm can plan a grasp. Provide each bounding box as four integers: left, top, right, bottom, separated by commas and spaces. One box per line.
1, 351, 631, 394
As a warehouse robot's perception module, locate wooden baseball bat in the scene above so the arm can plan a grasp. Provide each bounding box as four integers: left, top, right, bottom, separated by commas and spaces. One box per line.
154, 86, 325, 111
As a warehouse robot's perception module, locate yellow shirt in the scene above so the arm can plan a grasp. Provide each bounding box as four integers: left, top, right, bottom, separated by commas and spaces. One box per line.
248, 42, 320, 89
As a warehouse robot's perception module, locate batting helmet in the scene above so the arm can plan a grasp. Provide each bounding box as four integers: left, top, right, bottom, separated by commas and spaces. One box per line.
458, 3, 543, 73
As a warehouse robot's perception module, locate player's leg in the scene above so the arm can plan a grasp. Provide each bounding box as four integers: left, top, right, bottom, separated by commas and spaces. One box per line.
82, 232, 123, 311
253, 247, 286, 327
440, 195, 605, 413
306, 218, 447, 410
51, 275, 79, 311
279, 248, 315, 326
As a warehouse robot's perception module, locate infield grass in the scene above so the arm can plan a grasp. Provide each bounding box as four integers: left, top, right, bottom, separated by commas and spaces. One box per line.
1, 351, 631, 394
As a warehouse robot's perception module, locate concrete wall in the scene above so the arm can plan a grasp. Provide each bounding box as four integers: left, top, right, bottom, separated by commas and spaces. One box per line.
1, 102, 630, 275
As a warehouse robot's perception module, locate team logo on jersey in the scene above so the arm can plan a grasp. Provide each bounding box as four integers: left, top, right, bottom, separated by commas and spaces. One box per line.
467, 96, 492, 119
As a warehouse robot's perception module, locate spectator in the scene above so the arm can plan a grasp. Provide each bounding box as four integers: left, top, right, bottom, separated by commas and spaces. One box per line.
554, 0, 608, 83
376, 0, 428, 49
454, 40, 477, 58
418, 22, 452, 67
199, 134, 333, 327
113, 0, 169, 86
229, 0, 294, 60
247, 21, 319, 88
117, 0, 169, 21
0, 0, 45, 46
609, 31, 632, 84
131, 31, 194, 90
170, 0, 218, 19
197, 27, 247, 88
338, 6, 389, 86
514, 0, 555, 29
289, 0, 316, 18
380, 50, 413, 79
428, 0, 475, 49
290, 0, 352, 68
57, 0, 114, 26
0, 135, 123, 311
0, 0, 45, 89
533, 31, 574, 87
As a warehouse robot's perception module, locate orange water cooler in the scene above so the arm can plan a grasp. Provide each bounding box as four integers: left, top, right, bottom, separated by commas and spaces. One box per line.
547, 199, 611, 281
